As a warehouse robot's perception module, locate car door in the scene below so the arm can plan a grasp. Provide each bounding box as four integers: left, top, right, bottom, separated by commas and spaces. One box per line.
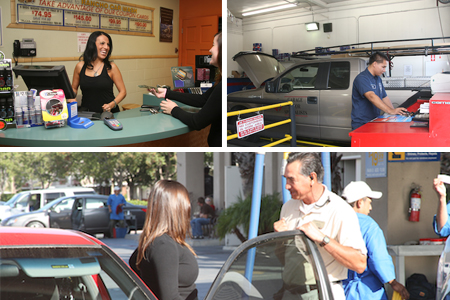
82, 197, 110, 234
263, 63, 326, 140
204, 230, 333, 300
48, 197, 76, 229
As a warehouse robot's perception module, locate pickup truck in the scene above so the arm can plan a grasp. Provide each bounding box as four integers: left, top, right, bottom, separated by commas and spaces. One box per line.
227, 52, 429, 145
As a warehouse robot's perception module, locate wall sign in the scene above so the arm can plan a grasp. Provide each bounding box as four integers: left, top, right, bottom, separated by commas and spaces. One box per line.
388, 152, 441, 162
12, 0, 154, 36
365, 152, 387, 178
160, 7, 173, 43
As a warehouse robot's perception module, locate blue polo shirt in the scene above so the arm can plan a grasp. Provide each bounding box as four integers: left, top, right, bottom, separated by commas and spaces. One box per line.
433, 203, 450, 237
343, 213, 395, 300
351, 68, 387, 130
107, 193, 126, 220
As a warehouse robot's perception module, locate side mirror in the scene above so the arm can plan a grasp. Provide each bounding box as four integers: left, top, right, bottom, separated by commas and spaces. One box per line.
265, 81, 276, 93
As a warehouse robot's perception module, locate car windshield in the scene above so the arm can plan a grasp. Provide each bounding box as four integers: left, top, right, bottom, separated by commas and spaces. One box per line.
3, 192, 29, 207
205, 230, 332, 300
0, 245, 155, 300
39, 196, 75, 211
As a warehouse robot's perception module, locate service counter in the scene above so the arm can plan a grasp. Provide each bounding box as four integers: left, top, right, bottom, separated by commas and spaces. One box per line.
350, 93, 450, 147
0, 94, 208, 147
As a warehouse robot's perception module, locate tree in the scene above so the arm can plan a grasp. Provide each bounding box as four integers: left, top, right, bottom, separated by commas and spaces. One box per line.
216, 193, 282, 242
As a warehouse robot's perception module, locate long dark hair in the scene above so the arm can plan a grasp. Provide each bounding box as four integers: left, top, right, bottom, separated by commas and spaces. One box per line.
136, 180, 195, 268
81, 31, 113, 70
214, 32, 222, 85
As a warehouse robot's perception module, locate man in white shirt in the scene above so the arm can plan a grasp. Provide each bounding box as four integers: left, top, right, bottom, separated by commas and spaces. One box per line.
274, 152, 367, 300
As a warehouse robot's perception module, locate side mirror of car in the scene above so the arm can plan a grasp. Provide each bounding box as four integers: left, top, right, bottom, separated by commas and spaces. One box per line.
265, 81, 276, 93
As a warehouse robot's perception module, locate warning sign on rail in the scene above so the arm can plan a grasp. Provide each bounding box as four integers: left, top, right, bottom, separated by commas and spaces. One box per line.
236, 114, 265, 139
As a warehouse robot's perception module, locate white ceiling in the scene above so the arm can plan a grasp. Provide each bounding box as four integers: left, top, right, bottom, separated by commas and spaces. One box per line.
227, 0, 381, 18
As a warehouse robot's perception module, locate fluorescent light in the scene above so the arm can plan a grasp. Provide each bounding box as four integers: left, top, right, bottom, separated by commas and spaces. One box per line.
242, 4, 296, 16
306, 22, 319, 31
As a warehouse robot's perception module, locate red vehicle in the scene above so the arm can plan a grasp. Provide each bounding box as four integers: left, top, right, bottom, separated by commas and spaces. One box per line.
0, 227, 334, 300
0, 227, 157, 300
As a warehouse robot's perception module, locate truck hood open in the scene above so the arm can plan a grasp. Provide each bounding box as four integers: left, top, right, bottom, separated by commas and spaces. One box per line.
233, 52, 285, 89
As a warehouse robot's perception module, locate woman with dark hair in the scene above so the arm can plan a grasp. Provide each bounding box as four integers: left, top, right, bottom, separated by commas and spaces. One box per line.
129, 180, 198, 300
71, 31, 126, 113
150, 32, 222, 147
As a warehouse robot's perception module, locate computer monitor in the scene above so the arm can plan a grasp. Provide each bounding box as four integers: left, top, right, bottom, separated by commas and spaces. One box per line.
13, 65, 76, 99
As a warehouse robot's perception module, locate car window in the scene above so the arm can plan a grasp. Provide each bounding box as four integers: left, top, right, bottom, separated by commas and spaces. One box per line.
278, 64, 320, 92
53, 198, 76, 212
0, 246, 155, 300
328, 61, 350, 89
207, 231, 331, 300
28, 194, 41, 211
44, 192, 64, 204
86, 198, 107, 210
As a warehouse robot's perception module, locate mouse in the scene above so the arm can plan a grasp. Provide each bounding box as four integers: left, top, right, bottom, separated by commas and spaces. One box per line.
100, 111, 114, 120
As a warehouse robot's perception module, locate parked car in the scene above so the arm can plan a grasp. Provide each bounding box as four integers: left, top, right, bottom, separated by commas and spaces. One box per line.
0, 228, 333, 300
0, 187, 96, 222
0, 227, 157, 300
1, 195, 147, 237
227, 52, 424, 144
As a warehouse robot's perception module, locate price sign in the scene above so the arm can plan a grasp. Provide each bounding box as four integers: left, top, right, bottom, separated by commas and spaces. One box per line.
65, 11, 99, 28
129, 20, 152, 33
236, 114, 265, 139
18, 4, 63, 26
100, 15, 128, 31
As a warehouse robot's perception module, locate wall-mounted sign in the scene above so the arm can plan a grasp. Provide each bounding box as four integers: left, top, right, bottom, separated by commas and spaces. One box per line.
366, 152, 387, 178
14, 0, 154, 36
388, 152, 441, 162
160, 7, 173, 42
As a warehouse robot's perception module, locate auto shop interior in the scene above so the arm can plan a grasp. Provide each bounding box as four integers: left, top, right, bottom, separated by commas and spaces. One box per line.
226, 0, 450, 147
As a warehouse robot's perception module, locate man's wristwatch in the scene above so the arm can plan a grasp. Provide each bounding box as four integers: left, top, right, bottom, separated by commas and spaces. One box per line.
320, 236, 330, 247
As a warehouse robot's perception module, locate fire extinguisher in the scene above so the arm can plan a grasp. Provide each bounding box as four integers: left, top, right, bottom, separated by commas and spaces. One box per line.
409, 185, 421, 222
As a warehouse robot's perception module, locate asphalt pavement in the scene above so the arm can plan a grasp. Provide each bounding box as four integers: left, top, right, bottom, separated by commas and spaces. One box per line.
101, 232, 233, 300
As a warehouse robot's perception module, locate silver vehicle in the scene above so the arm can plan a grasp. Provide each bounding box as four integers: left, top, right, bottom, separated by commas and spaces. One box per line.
0, 187, 96, 222
227, 52, 419, 145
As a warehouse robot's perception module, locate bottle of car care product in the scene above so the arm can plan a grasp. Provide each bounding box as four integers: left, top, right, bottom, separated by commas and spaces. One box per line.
29, 107, 36, 125
22, 106, 29, 126
15, 107, 23, 125
6, 98, 14, 118
27, 90, 34, 108
0, 99, 6, 119
35, 104, 43, 124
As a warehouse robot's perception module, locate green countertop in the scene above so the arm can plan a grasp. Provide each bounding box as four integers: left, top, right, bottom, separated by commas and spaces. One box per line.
0, 94, 194, 147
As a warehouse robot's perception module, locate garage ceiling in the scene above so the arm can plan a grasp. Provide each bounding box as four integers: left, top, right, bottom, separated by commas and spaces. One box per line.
228, 0, 383, 18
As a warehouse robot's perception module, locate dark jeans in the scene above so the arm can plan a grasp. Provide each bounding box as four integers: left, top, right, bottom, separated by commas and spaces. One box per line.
109, 219, 125, 237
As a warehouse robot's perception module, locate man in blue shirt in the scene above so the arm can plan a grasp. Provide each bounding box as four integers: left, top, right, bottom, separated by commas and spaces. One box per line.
351, 52, 408, 130
342, 181, 409, 300
107, 186, 127, 238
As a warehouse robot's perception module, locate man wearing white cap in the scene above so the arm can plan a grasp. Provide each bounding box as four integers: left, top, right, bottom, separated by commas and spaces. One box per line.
342, 181, 409, 300
107, 186, 127, 237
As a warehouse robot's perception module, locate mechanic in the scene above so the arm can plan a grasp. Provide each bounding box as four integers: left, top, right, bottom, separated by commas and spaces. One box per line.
274, 152, 367, 300
351, 51, 408, 130
107, 186, 126, 237
433, 177, 450, 237
341, 181, 409, 300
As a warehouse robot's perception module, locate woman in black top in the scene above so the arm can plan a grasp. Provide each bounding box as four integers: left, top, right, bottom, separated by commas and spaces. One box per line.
129, 180, 198, 300
150, 32, 222, 147
71, 31, 126, 113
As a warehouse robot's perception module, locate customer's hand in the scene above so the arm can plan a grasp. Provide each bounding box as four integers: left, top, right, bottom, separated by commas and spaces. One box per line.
274, 218, 288, 232
149, 87, 167, 99
160, 99, 178, 115
434, 178, 447, 198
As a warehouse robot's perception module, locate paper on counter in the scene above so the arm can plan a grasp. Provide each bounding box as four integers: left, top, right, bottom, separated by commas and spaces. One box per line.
438, 174, 450, 184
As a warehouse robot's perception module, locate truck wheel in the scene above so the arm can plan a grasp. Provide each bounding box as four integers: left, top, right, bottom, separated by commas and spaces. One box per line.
26, 221, 45, 228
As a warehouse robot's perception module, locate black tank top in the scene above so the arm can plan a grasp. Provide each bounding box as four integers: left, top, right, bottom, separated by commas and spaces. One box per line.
79, 63, 119, 113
